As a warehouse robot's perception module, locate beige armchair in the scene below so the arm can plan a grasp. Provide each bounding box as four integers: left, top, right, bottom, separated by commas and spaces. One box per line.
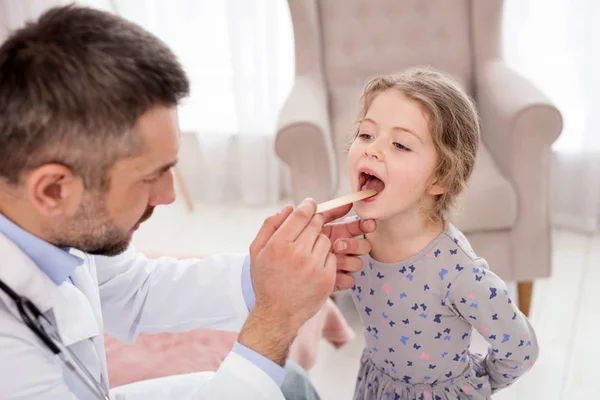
275, 0, 563, 316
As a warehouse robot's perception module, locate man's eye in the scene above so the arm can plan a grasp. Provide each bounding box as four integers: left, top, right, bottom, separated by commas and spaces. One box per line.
144, 175, 160, 184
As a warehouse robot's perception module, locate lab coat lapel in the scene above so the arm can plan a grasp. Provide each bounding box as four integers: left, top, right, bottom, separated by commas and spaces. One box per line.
68, 253, 109, 387
0, 233, 109, 389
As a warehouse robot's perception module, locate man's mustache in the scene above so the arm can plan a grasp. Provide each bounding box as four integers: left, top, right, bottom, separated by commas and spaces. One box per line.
139, 207, 154, 223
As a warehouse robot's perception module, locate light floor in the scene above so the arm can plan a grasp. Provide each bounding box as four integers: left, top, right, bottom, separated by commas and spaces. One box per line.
132, 192, 600, 400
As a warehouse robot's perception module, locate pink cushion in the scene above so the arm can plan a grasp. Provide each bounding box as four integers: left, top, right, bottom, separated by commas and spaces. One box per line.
105, 330, 238, 388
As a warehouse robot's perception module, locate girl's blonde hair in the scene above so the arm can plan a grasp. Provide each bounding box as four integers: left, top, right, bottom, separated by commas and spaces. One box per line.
354, 66, 481, 221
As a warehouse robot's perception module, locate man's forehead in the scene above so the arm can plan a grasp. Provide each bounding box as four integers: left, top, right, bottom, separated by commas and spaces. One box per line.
111, 106, 180, 175
136, 106, 180, 154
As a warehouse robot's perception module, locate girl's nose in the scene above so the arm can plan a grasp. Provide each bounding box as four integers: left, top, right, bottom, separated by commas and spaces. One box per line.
364, 143, 383, 161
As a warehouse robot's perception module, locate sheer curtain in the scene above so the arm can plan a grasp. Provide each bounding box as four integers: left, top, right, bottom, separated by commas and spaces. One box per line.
0, 0, 295, 206
502, 0, 600, 233
111, 0, 294, 205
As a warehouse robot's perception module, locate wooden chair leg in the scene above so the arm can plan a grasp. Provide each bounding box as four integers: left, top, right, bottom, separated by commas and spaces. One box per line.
517, 281, 534, 317
173, 165, 194, 213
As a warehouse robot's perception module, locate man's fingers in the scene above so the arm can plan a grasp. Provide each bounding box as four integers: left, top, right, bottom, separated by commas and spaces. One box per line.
327, 217, 377, 241
313, 233, 332, 267
324, 253, 337, 286
272, 199, 318, 242
334, 272, 356, 292
336, 255, 364, 273
333, 236, 372, 257
358, 218, 376, 234
319, 203, 352, 225
297, 213, 325, 252
250, 204, 293, 254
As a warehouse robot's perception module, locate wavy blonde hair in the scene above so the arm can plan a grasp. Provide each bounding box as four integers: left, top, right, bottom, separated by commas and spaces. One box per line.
354, 66, 481, 221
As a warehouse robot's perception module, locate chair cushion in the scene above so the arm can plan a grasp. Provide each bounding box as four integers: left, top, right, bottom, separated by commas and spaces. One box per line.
450, 143, 517, 232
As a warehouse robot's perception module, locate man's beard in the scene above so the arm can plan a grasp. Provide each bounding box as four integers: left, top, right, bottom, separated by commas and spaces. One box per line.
51, 194, 153, 257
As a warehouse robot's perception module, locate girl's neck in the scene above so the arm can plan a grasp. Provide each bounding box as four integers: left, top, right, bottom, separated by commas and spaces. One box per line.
367, 210, 444, 264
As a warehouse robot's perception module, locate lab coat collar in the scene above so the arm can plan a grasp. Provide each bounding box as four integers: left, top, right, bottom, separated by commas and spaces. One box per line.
0, 214, 82, 285
0, 232, 62, 314
0, 232, 101, 346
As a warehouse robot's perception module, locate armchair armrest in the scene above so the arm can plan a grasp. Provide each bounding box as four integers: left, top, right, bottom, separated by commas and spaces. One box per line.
476, 60, 563, 280
275, 0, 338, 204
276, 75, 330, 138
275, 76, 337, 204
278, 0, 331, 143
476, 60, 562, 172
476, 60, 562, 155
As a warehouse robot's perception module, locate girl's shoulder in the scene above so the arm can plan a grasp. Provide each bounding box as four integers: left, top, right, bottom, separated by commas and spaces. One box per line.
393, 223, 485, 287
441, 222, 479, 262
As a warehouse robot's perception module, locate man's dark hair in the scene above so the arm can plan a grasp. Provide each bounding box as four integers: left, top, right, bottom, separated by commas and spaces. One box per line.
0, 5, 190, 189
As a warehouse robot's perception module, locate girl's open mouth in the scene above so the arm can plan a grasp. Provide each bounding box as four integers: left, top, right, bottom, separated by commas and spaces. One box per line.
358, 170, 385, 202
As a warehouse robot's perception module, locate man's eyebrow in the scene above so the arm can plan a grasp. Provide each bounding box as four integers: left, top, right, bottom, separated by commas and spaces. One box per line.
149, 159, 178, 175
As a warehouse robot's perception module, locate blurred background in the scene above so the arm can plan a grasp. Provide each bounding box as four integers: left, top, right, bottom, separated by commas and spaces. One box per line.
1, 1, 599, 399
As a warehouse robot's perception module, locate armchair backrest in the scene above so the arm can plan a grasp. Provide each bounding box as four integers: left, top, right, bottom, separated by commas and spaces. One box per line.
319, 0, 474, 90
287, 0, 505, 175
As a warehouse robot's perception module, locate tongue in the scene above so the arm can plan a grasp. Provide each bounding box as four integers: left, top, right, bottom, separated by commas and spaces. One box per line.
365, 176, 385, 193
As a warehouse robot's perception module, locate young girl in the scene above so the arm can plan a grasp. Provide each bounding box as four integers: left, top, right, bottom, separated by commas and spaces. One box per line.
346, 67, 539, 400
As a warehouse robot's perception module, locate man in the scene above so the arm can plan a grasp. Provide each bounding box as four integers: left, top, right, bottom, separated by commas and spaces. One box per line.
0, 5, 375, 400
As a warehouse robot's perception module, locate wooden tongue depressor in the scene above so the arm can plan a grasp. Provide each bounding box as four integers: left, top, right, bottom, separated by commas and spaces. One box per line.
316, 189, 377, 214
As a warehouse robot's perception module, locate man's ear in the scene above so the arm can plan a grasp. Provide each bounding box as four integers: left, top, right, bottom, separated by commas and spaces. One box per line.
24, 164, 84, 217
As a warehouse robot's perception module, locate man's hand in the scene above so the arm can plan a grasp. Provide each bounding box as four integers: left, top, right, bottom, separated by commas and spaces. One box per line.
239, 198, 338, 365
319, 204, 377, 292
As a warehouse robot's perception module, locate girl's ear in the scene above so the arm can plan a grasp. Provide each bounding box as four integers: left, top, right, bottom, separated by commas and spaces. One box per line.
427, 175, 448, 196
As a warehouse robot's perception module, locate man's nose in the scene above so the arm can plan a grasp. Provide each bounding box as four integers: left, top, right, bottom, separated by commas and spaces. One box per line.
149, 170, 176, 206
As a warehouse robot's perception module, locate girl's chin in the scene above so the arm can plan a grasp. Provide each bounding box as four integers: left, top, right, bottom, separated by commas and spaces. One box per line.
354, 202, 382, 220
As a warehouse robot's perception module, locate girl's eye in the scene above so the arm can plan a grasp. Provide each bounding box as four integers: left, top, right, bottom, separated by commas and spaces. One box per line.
394, 142, 411, 151
358, 133, 372, 140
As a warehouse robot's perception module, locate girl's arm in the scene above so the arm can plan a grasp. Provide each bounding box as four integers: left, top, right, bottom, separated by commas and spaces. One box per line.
447, 258, 539, 392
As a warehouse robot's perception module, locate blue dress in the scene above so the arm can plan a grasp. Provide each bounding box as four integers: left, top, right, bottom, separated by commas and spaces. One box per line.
350, 223, 539, 399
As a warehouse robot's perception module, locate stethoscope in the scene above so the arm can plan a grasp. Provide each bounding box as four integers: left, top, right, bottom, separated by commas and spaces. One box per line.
0, 278, 111, 400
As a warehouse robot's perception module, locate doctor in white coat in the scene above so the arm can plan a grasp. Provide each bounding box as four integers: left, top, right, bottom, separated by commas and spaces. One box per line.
0, 5, 376, 400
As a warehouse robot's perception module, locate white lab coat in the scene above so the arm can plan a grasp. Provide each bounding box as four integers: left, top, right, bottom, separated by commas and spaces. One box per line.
0, 232, 285, 399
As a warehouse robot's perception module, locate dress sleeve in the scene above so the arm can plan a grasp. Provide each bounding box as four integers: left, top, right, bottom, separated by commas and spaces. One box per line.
447, 258, 540, 392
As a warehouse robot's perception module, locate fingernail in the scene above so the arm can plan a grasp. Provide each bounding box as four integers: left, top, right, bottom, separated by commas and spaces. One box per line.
337, 241, 347, 251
